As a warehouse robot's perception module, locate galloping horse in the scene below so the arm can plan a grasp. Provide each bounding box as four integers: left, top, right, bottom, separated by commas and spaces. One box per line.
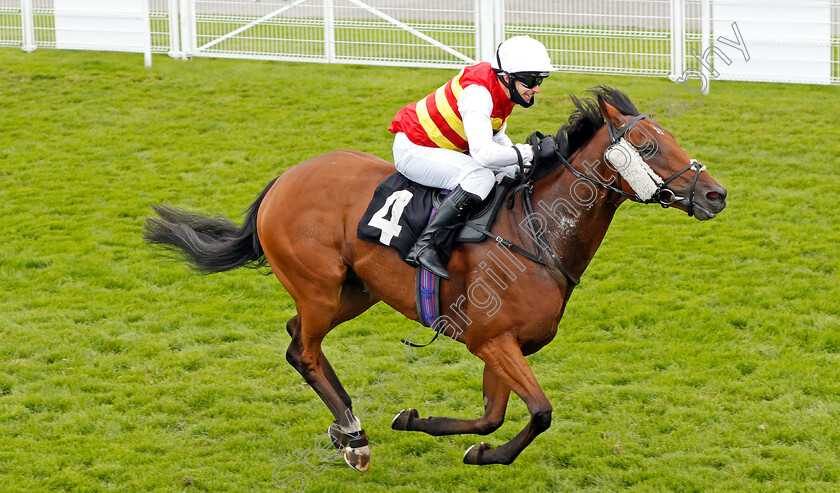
144, 87, 727, 471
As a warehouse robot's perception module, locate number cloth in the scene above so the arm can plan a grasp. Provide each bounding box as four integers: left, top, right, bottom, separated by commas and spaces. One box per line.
357, 173, 458, 264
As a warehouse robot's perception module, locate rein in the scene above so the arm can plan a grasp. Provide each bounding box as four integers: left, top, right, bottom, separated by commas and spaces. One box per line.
465, 144, 581, 287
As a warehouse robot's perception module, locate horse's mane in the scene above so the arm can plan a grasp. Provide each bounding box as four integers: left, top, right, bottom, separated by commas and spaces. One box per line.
528, 86, 639, 183
555, 85, 640, 159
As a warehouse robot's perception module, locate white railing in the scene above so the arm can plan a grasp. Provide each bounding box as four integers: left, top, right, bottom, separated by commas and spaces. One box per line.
2, 0, 839, 85
0, 3, 22, 48
836, 3, 840, 83
504, 0, 675, 77
186, 0, 480, 68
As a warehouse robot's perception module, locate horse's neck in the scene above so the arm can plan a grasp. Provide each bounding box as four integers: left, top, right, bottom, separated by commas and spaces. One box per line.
529, 137, 622, 284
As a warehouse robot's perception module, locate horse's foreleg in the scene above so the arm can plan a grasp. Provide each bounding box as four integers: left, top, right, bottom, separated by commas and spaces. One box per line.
462, 336, 552, 466
391, 363, 510, 436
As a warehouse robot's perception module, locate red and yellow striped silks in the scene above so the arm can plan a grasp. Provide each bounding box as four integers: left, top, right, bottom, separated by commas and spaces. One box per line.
389, 62, 515, 153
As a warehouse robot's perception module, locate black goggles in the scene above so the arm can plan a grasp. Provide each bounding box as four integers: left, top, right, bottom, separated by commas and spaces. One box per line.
512, 73, 547, 88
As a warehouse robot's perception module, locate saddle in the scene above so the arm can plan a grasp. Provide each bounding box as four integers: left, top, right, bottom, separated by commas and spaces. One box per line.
435, 174, 516, 243
357, 173, 516, 330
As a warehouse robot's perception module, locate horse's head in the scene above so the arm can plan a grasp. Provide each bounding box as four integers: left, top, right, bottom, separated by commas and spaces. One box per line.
594, 92, 727, 220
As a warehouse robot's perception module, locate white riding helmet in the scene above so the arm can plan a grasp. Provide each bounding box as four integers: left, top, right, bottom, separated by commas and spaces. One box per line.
491, 35, 555, 76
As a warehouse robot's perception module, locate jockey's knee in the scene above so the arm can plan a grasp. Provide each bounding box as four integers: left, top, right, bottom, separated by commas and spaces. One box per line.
460, 167, 495, 200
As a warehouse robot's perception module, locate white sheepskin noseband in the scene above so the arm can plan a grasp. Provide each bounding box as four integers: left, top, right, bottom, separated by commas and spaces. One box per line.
604, 139, 663, 201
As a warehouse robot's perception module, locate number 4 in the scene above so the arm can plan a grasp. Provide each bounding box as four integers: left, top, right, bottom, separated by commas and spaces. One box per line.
368, 190, 413, 245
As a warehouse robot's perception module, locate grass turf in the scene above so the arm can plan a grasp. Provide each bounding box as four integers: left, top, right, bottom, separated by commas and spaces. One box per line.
1, 48, 839, 492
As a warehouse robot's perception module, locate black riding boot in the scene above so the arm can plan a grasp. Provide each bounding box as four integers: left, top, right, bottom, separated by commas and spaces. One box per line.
405, 186, 481, 280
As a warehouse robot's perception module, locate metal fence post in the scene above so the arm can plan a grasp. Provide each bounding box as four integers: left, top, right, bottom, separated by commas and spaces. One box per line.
670, 0, 685, 79
21, 0, 36, 52
324, 0, 335, 62
477, 0, 495, 62
495, 0, 504, 47
179, 0, 194, 59
142, 0, 152, 66
168, 0, 182, 58
701, 0, 711, 94
477, 0, 504, 62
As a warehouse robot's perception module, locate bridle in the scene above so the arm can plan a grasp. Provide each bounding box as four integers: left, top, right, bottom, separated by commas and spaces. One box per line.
561, 114, 708, 217
483, 113, 709, 287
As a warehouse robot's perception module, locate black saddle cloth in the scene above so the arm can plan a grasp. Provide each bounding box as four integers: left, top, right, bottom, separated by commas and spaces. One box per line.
357, 173, 515, 264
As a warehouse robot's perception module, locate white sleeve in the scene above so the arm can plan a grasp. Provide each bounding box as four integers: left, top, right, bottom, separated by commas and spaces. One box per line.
492, 122, 514, 147
458, 85, 532, 168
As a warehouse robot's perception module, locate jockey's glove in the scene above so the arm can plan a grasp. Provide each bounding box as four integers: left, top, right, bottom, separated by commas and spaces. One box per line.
513, 143, 534, 165
536, 136, 557, 160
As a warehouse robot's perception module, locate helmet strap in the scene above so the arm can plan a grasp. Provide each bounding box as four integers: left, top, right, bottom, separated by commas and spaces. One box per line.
499, 73, 535, 108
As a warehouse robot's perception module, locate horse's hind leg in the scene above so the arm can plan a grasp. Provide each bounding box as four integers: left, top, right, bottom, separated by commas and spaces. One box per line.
285, 279, 376, 472
285, 279, 374, 412
286, 316, 352, 410
391, 364, 510, 436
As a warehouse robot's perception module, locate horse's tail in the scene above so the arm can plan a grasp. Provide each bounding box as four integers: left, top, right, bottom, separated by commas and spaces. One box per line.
143, 177, 278, 273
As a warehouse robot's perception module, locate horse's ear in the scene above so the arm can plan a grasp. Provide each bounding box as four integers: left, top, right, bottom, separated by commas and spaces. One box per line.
597, 94, 623, 127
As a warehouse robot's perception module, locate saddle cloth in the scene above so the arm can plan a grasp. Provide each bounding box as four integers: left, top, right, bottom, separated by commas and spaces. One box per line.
357, 172, 515, 263
357, 172, 515, 329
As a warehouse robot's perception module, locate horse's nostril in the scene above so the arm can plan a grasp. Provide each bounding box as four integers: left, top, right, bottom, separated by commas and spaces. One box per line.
706, 189, 726, 202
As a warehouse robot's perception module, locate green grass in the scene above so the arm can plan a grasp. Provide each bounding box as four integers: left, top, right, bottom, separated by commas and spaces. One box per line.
1, 48, 839, 492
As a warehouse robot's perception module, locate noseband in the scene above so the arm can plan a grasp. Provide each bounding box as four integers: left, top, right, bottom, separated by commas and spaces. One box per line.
561, 114, 708, 217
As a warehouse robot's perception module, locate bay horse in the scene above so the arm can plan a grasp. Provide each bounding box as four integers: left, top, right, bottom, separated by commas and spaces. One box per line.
144, 87, 727, 471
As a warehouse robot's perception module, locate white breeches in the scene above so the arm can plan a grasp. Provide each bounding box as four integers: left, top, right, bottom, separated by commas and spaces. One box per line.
392, 132, 515, 200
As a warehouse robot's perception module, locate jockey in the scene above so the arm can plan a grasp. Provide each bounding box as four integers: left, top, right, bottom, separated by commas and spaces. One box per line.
388, 35, 555, 280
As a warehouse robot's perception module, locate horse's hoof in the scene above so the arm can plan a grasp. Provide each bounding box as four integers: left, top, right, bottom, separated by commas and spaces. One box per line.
344, 445, 370, 472
463, 442, 493, 465
391, 408, 419, 431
